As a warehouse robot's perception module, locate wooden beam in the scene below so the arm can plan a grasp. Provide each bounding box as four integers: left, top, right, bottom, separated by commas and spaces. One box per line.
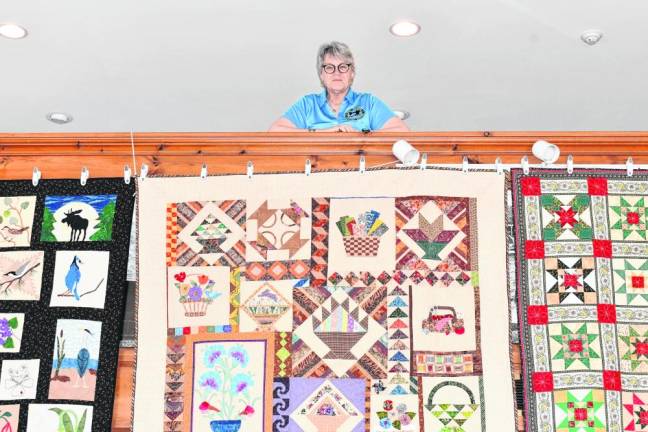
2, 131, 648, 179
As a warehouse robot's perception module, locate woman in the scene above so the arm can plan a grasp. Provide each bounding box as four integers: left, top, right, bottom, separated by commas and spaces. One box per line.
269, 41, 409, 132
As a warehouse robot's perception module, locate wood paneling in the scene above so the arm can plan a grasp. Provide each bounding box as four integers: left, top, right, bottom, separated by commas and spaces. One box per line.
113, 348, 135, 431
3, 131, 644, 431
2, 132, 648, 179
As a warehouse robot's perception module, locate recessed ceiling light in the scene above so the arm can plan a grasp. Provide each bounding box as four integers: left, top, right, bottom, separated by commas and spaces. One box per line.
0, 23, 28, 39
394, 110, 410, 120
581, 29, 603, 46
389, 21, 420, 37
46, 112, 73, 124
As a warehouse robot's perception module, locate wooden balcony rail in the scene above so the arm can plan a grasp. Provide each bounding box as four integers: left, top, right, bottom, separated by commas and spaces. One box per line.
2, 132, 648, 179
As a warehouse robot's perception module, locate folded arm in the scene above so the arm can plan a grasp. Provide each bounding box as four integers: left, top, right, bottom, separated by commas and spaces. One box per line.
268, 117, 355, 132
268, 117, 305, 132
378, 116, 410, 132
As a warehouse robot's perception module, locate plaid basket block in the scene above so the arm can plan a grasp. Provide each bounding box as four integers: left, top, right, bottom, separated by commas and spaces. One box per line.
342, 236, 381, 256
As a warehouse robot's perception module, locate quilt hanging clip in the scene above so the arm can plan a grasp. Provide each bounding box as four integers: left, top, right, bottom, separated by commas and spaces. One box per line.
80, 167, 89, 186
200, 163, 208, 179
419, 153, 427, 170
462, 156, 469, 173
305, 159, 311, 176
627, 157, 634, 177
140, 163, 149, 180
32, 167, 41, 187
521, 156, 530, 175
247, 161, 254, 179
566, 155, 574, 175
359, 155, 366, 174
124, 165, 131, 184
495, 157, 503, 175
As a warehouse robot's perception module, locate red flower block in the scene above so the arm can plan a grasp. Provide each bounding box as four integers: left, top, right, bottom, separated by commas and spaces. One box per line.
593, 240, 612, 258
525, 240, 545, 259
597, 304, 617, 324
574, 408, 588, 421
521, 177, 542, 196
587, 178, 608, 196
527, 305, 549, 325
603, 370, 621, 391
532, 372, 554, 392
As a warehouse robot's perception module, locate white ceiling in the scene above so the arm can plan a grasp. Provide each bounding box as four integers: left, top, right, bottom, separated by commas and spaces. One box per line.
1, 0, 647, 132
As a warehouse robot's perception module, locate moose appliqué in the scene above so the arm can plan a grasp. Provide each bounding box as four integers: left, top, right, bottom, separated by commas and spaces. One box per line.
61, 209, 89, 242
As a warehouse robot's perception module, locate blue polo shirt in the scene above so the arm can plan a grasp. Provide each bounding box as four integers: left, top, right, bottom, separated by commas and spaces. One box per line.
283, 89, 396, 131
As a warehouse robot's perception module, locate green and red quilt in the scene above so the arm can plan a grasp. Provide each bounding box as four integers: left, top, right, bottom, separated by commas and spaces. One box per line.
513, 169, 648, 432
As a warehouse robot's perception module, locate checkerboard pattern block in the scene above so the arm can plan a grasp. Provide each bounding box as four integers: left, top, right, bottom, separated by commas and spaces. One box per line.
514, 170, 648, 432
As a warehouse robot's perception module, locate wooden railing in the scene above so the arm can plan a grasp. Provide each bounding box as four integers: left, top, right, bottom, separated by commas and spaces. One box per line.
3, 131, 648, 431
3, 132, 648, 178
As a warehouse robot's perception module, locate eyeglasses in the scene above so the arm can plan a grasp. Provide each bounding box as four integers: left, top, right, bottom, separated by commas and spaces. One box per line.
321, 63, 353, 74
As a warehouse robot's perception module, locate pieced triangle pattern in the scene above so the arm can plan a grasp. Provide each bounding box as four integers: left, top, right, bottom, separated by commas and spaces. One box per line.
429, 403, 479, 427
164, 334, 186, 426
386, 277, 413, 395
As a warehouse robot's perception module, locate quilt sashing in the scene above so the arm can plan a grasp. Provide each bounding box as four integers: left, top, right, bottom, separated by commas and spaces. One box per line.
513, 169, 648, 432
0, 179, 135, 432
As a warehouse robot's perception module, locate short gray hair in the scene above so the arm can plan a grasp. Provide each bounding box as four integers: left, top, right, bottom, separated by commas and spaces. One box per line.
316, 41, 355, 73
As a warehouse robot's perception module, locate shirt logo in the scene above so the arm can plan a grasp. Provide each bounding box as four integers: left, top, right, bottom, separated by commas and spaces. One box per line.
344, 106, 365, 121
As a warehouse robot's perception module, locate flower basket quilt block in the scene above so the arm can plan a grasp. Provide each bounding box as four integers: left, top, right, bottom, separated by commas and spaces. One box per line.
167, 265, 234, 328
183, 332, 275, 432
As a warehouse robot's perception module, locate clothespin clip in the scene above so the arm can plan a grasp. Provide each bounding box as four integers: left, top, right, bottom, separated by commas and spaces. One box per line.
32, 167, 41, 187
627, 157, 634, 177
200, 163, 208, 179
124, 165, 131, 184
521, 156, 530, 175
80, 167, 89, 186
247, 161, 254, 179
495, 157, 503, 175
304, 159, 312, 176
140, 163, 149, 180
420, 153, 427, 170
566, 155, 574, 175
462, 156, 469, 173
359, 155, 366, 174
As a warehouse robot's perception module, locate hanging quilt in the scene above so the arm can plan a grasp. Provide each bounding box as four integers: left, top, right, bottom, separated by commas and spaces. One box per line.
0, 178, 135, 432
133, 168, 515, 431
512, 168, 648, 432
